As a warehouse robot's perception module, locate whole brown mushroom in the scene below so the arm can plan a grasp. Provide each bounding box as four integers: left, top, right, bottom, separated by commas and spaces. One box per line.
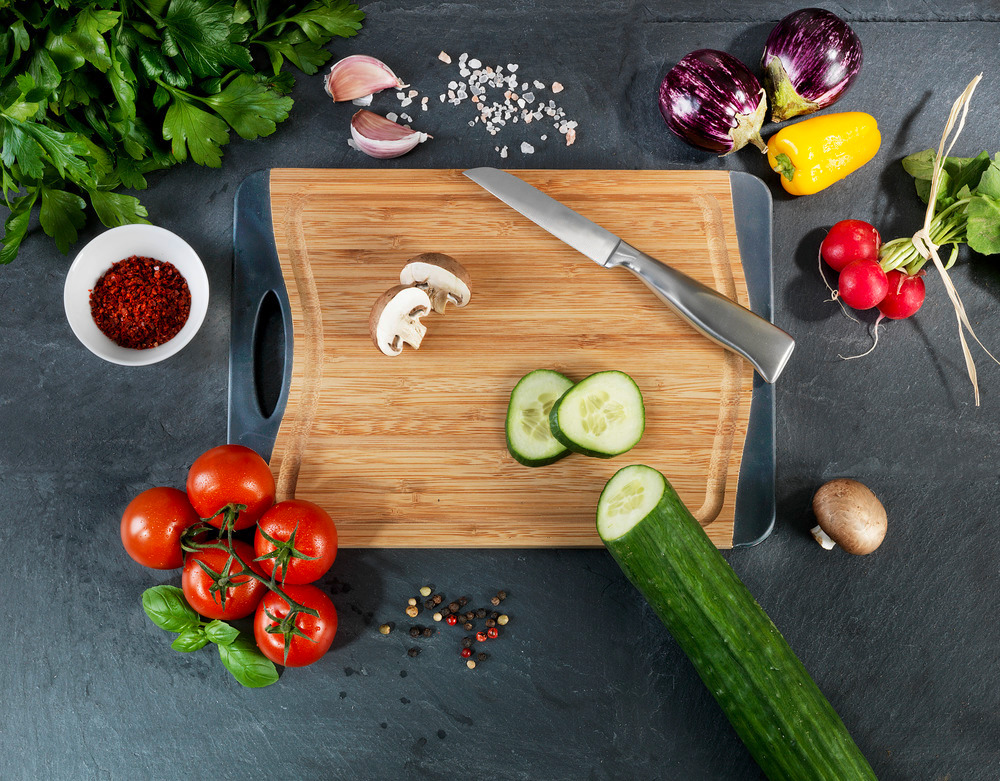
811, 478, 887, 554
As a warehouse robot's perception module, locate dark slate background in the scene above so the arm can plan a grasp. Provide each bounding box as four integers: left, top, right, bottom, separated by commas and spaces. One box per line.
3, 2, 1000, 779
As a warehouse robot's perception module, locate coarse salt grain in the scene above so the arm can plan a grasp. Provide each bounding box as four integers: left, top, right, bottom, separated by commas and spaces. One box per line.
438, 51, 452, 64
551, 82, 564, 93
469, 58, 482, 68
521, 142, 534, 154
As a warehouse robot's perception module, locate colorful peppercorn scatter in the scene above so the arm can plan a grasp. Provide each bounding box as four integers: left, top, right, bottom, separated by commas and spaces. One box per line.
381, 586, 512, 669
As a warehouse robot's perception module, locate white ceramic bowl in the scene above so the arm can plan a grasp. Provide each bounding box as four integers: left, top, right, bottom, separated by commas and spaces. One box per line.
64, 224, 209, 366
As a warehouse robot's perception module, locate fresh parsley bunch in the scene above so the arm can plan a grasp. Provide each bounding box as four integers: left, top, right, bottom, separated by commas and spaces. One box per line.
0, 0, 364, 264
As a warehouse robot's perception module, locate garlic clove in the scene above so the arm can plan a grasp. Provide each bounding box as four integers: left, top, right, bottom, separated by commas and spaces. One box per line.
352, 94, 374, 107
350, 110, 430, 159
325, 55, 406, 103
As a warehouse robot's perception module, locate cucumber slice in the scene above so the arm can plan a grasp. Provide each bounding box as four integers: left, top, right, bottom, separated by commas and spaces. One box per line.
505, 369, 575, 467
598, 465, 877, 781
549, 370, 644, 458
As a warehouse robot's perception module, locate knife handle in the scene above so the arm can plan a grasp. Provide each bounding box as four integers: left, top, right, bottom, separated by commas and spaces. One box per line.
607, 242, 795, 383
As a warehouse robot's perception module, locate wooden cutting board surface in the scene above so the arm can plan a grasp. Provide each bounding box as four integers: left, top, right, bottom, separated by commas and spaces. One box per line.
267, 168, 754, 547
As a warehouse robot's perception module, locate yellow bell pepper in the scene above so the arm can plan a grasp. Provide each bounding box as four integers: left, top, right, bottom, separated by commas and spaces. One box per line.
766, 112, 881, 196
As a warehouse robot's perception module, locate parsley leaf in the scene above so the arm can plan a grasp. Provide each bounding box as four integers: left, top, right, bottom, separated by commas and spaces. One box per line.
200, 73, 292, 139
161, 0, 253, 79
39, 187, 87, 253
162, 94, 230, 167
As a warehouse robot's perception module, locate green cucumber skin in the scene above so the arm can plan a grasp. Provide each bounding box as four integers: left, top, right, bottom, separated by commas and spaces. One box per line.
549, 371, 644, 459
599, 471, 876, 781
504, 432, 570, 468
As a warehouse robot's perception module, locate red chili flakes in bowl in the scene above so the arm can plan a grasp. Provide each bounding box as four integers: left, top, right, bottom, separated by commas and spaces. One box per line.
89, 255, 191, 349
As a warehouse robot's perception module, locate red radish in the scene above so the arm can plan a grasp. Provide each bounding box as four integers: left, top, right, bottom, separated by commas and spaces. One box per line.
838, 259, 888, 310
821, 220, 882, 272
877, 270, 926, 319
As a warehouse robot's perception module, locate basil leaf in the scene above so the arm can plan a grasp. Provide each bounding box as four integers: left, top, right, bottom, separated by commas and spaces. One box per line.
142, 585, 200, 632
218, 636, 279, 688
204, 619, 240, 646
171, 626, 209, 653
967, 195, 1000, 256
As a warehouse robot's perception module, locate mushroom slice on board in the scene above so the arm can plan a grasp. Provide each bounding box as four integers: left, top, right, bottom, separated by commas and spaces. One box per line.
399, 253, 472, 313
811, 478, 887, 554
370, 285, 432, 356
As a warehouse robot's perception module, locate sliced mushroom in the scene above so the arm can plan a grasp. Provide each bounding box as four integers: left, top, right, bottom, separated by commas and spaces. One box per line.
811, 478, 887, 554
399, 253, 472, 313
369, 285, 432, 356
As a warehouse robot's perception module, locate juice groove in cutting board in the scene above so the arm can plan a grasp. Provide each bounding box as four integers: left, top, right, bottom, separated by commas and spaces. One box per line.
266, 169, 754, 547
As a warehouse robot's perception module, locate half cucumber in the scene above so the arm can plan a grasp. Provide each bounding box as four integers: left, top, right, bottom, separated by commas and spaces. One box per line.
505, 369, 576, 467
549, 370, 644, 458
598, 465, 876, 780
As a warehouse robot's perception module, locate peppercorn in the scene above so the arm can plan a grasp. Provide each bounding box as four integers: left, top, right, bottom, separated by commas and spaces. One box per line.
460, 648, 472, 659
475, 608, 486, 619
497, 590, 507, 600
458, 597, 468, 607
424, 599, 435, 609
446, 615, 458, 626
379, 624, 392, 635
448, 602, 460, 613
461, 637, 472, 649
439, 607, 451, 617
422, 627, 433, 638
485, 618, 496, 628
497, 614, 509, 626
466, 660, 476, 669
490, 597, 500, 606
464, 611, 475, 621
477, 652, 488, 662
487, 627, 499, 639
419, 586, 432, 597
408, 598, 417, 607
463, 621, 474, 631
432, 594, 443, 605
476, 631, 487, 642
405, 605, 419, 618
409, 627, 421, 638
407, 648, 420, 658
432, 612, 443, 622
489, 611, 500, 620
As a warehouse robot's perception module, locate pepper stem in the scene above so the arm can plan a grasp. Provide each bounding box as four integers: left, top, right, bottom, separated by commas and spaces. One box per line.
772, 153, 796, 182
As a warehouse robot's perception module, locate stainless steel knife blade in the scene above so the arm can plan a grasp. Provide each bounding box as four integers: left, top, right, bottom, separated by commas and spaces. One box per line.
464, 167, 620, 266
463, 167, 795, 383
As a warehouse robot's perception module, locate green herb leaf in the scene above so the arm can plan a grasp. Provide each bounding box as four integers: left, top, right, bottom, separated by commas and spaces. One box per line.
204, 619, 241, 646
975, 157, 1000, 200
200, 73, 292, 140
0, 118, 45, 179
88, 188, 150, 228
171, 626, 209, 652
162, 0, 253, 79
217, 636, 279, 687
277, 0, 365, 43
161, 95, 230, 166
967, 194, 1000, 256
39, 187, 87, 253
142, 585, 201, 632
0, 192, 38, 265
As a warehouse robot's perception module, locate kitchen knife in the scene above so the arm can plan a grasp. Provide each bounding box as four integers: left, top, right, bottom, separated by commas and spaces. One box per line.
463, 167, 795, 383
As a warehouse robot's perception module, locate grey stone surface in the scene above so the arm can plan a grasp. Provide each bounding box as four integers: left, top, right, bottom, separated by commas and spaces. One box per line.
2, 2, 1000, 779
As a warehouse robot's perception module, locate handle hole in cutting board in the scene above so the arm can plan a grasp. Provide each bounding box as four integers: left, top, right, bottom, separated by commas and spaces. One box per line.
252, 289, 285, 420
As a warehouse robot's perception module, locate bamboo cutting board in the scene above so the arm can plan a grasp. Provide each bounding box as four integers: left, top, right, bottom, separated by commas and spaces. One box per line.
230, 168, 775, 548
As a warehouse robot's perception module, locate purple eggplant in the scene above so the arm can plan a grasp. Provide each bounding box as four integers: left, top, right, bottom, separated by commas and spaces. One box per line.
658, 49, 767, 156
762, 8, 863, 122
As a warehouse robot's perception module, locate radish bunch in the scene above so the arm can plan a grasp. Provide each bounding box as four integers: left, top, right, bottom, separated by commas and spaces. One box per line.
820, 220, 926, 319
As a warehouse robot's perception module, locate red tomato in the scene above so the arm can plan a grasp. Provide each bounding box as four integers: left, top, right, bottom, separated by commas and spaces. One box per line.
254, 499, 338, 585
182, 540, 266, 619
186, 444, 275, 531
121, 487, 201, 570
821, 219, 882, 272
254, 585, 338, 667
